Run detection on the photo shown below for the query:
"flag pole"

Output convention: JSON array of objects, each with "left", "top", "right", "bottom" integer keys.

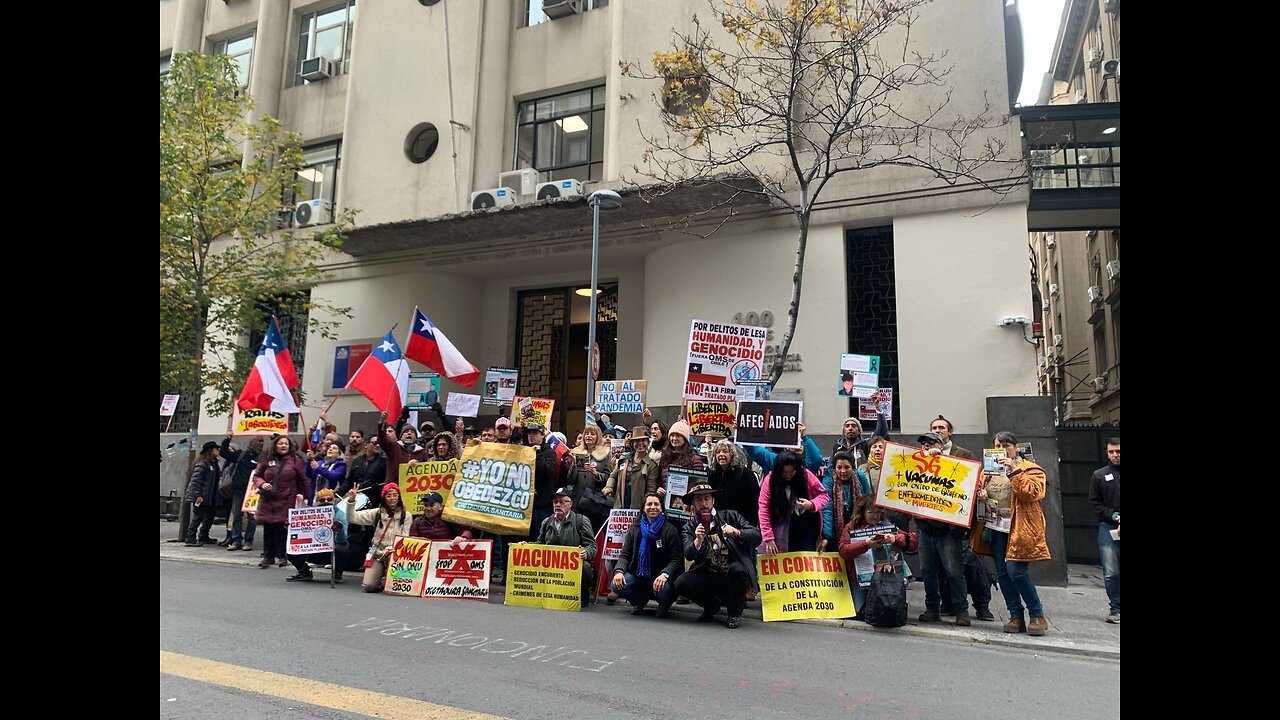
[
  {"left": 273, "top": 313, "right": 312, "bottom": 450},
  {"left": 381, "top": 322, "right": 403, "bottom": 416}
]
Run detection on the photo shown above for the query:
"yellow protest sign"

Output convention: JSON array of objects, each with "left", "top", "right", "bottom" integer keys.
[
  {"left": 510, "top": 396, "right": 555, "bottom": 430},
  {"left": 399, "top": 459, "right": 458, "bottom": 516},
  {"left": 241, "top": 484, "right": 259, "bottom": 513},
  {"left": 756, "top": 552, "right": 855, "bottom": 622},
  {"left": 232, "top": 408, "right": 289, "bottom": 435},
  {"left": 384, "top": 535, "right": 431, "bottom": 597},
  {"left": 504, "top": 543, "right": 583, "bottom": 612},
  {"left": 442, "top": 442, "right": 537, "bottom": 535},
  {"left": 875, "top": 441, "right": 980, "bottom": 527}
]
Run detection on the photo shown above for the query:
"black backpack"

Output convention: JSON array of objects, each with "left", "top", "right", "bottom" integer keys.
[{"left": 863, "top": 548, "right": 908, "bottom": 628}]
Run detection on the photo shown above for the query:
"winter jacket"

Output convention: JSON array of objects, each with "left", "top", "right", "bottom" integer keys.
[
  {"left": 377, "top": 422, "right": 432, "bottom": 485},
  {"left": 829, "top": 413, "right": 890, "bottom": 468},
  {"left": 184, "top": 459, "right": 220, "bottom": 504},
  {"left": 605, "top": 453, "right": 659, "bottom": 510},
  {"left": 1005, "top": 461, "right": 1051, "bottom": 562},
  {"left": 219, "top": 439, "right": 258, "bottom": 498},
  {"left": 614, "top": 519, "right": 683, "bottom": 580},
  {"left": 657, "top": 448, "right": 704, "bottom": 490},
  {"left": 707, "top": 464, "right": 760, "bottom": 524},
  {"left": 532, "top": 441, "right": 572, "bottom": 511},
  {"left": 344, "top": 450, "right": 387, "bottom": 502},
  {"left": 535, "top": 511, "right": 598, "bottom": 563},
  {"left": 682, "top": 508, "right": 762, "bottom": 586},
  {"left": 429, "top": 431, "right": 461, "bottom": 461},
  {"left": 571, "top": 444, "right": 614, "bottom": 491},
  {"left": 251, "top": 454, "right": 310, "bottom": 524},
  {"left": 757, "top": 468, "right": 829, "bottom": 544},
  {"left": 306, "top": 457, "right": 349, "bottom": 494},
  {"left": 744, "top": 435, "right": 825, "bottom": 476},
  {"left": 346, "top": 501, "right": 414, "bottom": 554},
  {"left": 821, "top": 468, "right": 872, "bottom": 543},
  {"left": 837, "top": 517, "right": 917, "bottom": 586},
  {"left": 1088, "top": 463, "right": 1121, "bottom": 525},
  {"left": 410, "top": 514, "right": 473, "bottom": 541}
]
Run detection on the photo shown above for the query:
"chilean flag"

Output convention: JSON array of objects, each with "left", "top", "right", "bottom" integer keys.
[
  {"left": 236, "top": 317, "right": 301, "bottom": 413},
  {"left": 405, "top": 308, "right": 480, "bottom": 387},
  {"left": 346, "top": 331, "right": 411, "bottom": 419}
]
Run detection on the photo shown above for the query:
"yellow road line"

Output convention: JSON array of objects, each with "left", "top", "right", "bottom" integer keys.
[{"left": 160, "top": 650, "right": 509, "bottom": 720}]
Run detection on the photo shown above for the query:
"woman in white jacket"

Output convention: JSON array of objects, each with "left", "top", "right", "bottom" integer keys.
[{"left": 345, "top": 482, "right": 413, "bottom": 592}]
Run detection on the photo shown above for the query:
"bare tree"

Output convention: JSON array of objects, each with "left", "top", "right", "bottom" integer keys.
[{"left": 623, "top": 0, "right": 1022, "bottom": 385}]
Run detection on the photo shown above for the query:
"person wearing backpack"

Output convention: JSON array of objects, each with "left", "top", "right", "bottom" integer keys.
[{"left": 839, "top": 494, "right": 917, "bottom": 624}]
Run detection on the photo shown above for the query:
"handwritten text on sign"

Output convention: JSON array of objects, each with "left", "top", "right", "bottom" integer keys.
[{"left": 874, "top": 441, "right": 980, "bottom": 527}]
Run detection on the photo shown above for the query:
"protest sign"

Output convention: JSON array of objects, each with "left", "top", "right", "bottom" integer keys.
[
  {"left": 982, "top": 449, "right": 1006, "bottom": 475},
  {"left": 483, "top": 367, "right": 518, "bottom": 404},
  {"left": 594, "top": 380, "right": 647, "bottom": 414},
  {"left": 838, "top": 353, "right": 880, "bottom": 399},
  {"left": 684, "top": 319, "right": 768, "bottom": 402},
  {"left": 875, "top": 441, "right": 980, "bottom": 527},
  {"left": 423, "top": 540, "right": 492, "bottom": 600},
  {"left": 609, "top": 437, "right": 626, "bottom": 462},
  {"left": 510, "top": 397, "right": 555, "bottom": 430},
  {"left": 384, "top": 535, "right": 431, "bottom": 597},
  {"left": 446, "top": 393, "right": 481, "bottom": 418},
  {"left": 160, "top": 394, "right": 180, "bottom": 416},
  {"left": 757, "top": 552, "right": 856, "bottom": 621},
  {"left": 399, "top": 459, "right": 458, "bottom": 515},
  {"left": 444, "top": 442, "right": 537, "bottom": 535},
  {"left": 858, "top": 388, "right": 893, "bottom": 423},
  {"left": 601, "top": 509, "right": 641, "bottom": 560},
  {"left": 232, "top": 408, "right": 289, "bottom": 435},
  {"left": 686, "top": 401, "right": 736, "bottom": 438},
  {"left": 242, "top": 483, "right": 260, "bottom": 513},
  {"left": 662, "top": 467, "right": 705, "bottom": 521},
  {"left": 407, "top": 372, "right": 441, "bottom": 409},
  {"left": 980, "top": 471, "right": 1013, "bottom": 533},
  {"left": 286, "top": 505, "right": 335, "bottom": 555},
  {"left": 504, "top": 543, "right": 583, "bottom": 612},
  {"left": 734, "top": 401, "right": 803, "bottom": 448},
  {"left": 735, "top": 381, "right": 771, "bottom": 401}
]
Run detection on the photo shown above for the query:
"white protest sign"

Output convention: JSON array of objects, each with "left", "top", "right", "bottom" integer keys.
[
  {"left": 446, "top": 393, "right": 481, "bottom": 418},
  {"left": 286, "top": 505, "right": 335, "bottom": 555}
]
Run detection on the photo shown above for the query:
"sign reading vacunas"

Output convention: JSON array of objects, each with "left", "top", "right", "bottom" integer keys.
[
  {"left": 875, "top": 441, "right": 980, "bottom": 527},
  {"left": 594, "top": 380, "right": 647, "bottom": 414},
  {"left": 505, "top": 543, "right": 583, "bottom": 612},
  {"left": 684, "top": 319, "right": 768, "bottom": 402},
  {"left": 734, "top": 401, "right": 803, "bottom": 448}
]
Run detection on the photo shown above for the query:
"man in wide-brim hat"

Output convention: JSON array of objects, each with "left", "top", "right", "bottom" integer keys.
[{"left": 673, "top": 482, "right": 762, "bottom": 629}]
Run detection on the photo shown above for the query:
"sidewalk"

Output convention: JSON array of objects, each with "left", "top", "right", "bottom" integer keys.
[{"left": 160, "top": 520, "right": 1118, "bottom": 660}]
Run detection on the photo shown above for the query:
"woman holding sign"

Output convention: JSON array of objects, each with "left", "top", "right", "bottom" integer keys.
[
  {"left": 986, "top": 432, "right": 1052, "bottom": 636},
  {"left": 839, "top": 494, "right": 917, "bottom": 616},
  {"left": 757, "top": 451, "right": 828, "bottom": 554},
  {"left": 346, "top": 482, "right": 414, "bottom": 593},
  {"left": 251, "top": 435, "right": 310, "bottom": 569},
  {"left": 657, "top": 420, "right": 703, "bottom": 500}
]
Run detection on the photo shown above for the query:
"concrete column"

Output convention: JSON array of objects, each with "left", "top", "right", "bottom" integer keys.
[
  {"left": 472, "top": 0, "right": 513, "bottom": 191},
  {"left": 172, "top": 0, "right": 206, "bottom": 54},
  {"left": 247, "top": 0, "right": 290, "bottom": 122}
]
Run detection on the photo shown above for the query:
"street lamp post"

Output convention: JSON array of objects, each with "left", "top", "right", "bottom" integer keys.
[{"left": 586, "top": 190, "right": 623, "bottom": 408}]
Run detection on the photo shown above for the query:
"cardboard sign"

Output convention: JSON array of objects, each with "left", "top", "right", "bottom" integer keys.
[
  {"left": 233, "top": 408, "right": 289, "bottom": 435},
  {"left": 399, "top": 459, "right": 458, "bottom": 516},
  {"left": 874, "top": 441, "right": 980, "bottom": 527},
  {"left": 684, "top": 319, "right": 768, "bottom": 402},
  {"left": 594, "top": 379, "right": 647, "bottom": 414},
  {"left": 407, "top": 372, "right": 441, "bottom": 409},
  {"left": 443, "top": 442, "right": 537, "bottom": 535},
  {"left": 423, "top": 540, "right": 492, "bottom": 600},
  {"left": 734, "top": 381, "right": 771, "bottom": 401},
  {"left": 838, "top": 353, "right": 880, "bottom": 399},
  {"left": 504, "top": 543, "right": 583, "bottom": 612},
  {"left": 686, "top": 401, "right": 736, "bottom": 438},
  {"left": 662, "top": 467, "right": 705, "bottom": 521},
  {"left": 483, "top": 367, "right": 518, "bottom": 404},
  {"left": 733, "top": 401, "right": 803, "bottom": 448},
  {"left": 858, "top": 388, "right": 893, "bottom": 423},
  {"left": 446, "top": 393, "right": 481, "bottom": 418},
  {"left": 286, "top": 505, "right": 335, "bottom": 555},
  {"left": 757, "top": 552, "right": 856, "bottom": 621},
  {"left": 384, "top": 535, "right": 431, "bottom": 597},
  {"left": 160, "top": 394, "right": 180, "bottom": 416},
  {"left": 242, "top": 483, "right": 260, "bottom": 513},
  {"left": 602, "top": 509, "right": 641, "bottom": 561},
  {"left": 510, "top": 396, "right": 554, "bottom": 430}
]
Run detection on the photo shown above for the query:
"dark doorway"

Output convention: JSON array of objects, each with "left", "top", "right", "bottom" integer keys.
[{"left": 515, "top": 286, "right": 617, "bottom": 434}]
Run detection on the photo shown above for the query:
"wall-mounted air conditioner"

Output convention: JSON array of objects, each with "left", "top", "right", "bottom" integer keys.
[
  {"left": 1041, "top": 298, "right": 1050, "bottom": 311},
  {"left": 536, "top": 178, "right": 584, "bottom": 200},
  {"left": 1053, "top": 334, "right": 1064, "bottom": 348},
  {"left": 1090, "top": 376, "right": 1109, "bottom": 393},
  {"left": 294, "top": 199, "right": 332, "bottom": 227},
  {"left": 1103, "top": 59, "right": 1120, "bottom": 79},
  {"left": 1087, "top": 47, "right": 1103, "bottom": 67},
  {"left": 300, "top": 57, "right": 337, "bottom": 81},
  {"left": 1087, "top": 285, "right": 1103, "bottom": 303},
  {"left": 499, "top": 168, "right": 539, "bottom": 198},
  {"left": 471, "top": 187, "right": 518, "bottom": 210},
  {"left": 1049, "top": 283, "right": 1060, "bottom": 297},
  {"left": 1075, "top": 88, "right": 1088, "bottom": 103},
  {"left": 543, "top": 0, "right": 583, "bottom": 20},
  {"left": 1106, "top": 260, "right": 1121, "bottom": 281},
  {"left": 1045, "top": 234, "right": 1056, "bottom": 249}
]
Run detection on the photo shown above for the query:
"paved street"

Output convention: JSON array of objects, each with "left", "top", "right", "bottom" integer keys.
[{"left": 161, "top": 557, "right": 1119, "bottom": 719}]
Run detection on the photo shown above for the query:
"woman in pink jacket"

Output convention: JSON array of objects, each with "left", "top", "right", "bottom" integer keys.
[{"left": 758, "top": 450, "right": 829, "bottom": 554}]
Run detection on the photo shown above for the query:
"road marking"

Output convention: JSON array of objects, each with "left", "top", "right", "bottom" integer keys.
[{"left": 159, "top": 651, "right": 508, "bottom": 720}]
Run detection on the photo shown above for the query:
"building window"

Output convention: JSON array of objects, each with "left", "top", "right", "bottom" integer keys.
[
  {"left": 1093, "top": 322, "right": 1108, "bottom": 382},
  {"left": 524, "top": 0, "right": 607, "bottom": 28},
  {"left": 214, "top": 32, "right": 255, "bottom": 88},
  {"left": 296, "top": 1, "right": 357, "bottom": 86},
  {"left": 286, "top": 142, "right": 342, "bottom": 212},
  {"left": 515, "top": 86, "right": 605, "bottom": 182}
]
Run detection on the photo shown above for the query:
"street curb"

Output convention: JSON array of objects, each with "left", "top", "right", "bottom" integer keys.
[{"left": 160, "top": 547, "right": 1119, "bottom": 661}]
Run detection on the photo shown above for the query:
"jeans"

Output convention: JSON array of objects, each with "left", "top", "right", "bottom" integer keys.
[
  {"left": 918, "top": 531, "right": 967, "bottom": 613},
  {"left": 991, "top": 530, "right": 1044, "bottom": 618},
  {"left": 230, "top": 500, "right": 256, "bottom": 545},
  {"left": 616, "top": 572, "right": 677, "bottom": 608},
  {"left": 1098, "top": 523, "right": 1121, "bottom": 614}
]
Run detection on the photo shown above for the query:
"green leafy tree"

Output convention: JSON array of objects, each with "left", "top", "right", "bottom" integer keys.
[
  {"left": 161, "top": 52, "right": 353, "bottom": 535},
  {"left": 625, "top": 0, "right": 1022, "bottom": 386}
]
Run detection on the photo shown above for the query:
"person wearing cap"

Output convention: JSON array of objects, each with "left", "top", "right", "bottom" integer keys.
[
  {"left": 829, "top": 395, "right": 891, "bottom": 471},
  {"left": 674, "top": 482, "right": 762, "bottom": 628},
  {"left": 839, "top": 370, "right": 857, "bottom": 397},
  {"left": 409, "top": 491, "right": 473, "bottom": 544},
  {"left": 251, "top": 436, "right": 311, "bottom": 569},
  {"left": 346, "top": 481, "right": 414, "bottom": 592},
  {"left": 376, "top": 416, "right": 432, "bottom": 487},
  {"left": 613, "top": 492, "right": 683, "bottom": 617},
  {"left": 523, "top": 421, "right": 571, "bottom": 537},
  {"left": 533, "top": 486, "right": 598, "bottom": 608},
  {"left": 285, "top": 488, "right": 348, "bottom": 583},
  {"left": 604, "top": 426, "right": 658, "bottom": 510},
  {"left": 913, "top": 431, "right": 972, "bottom": 626},
  {"left": 493, "top": 416, "right": 522, "bottom": 444},
  {"left": 183, "top": 441, "right": 222, "bottom": 547}
]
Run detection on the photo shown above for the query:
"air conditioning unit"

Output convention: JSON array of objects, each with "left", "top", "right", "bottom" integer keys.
[
  {"left": 1090, "top": 376, "right": 1109, "bottom": 393},
  {"left": 470, "top": 187, "right": 518, "bottom": 210},
  {"left": 1075, "top": 88, "right": 1088, "bottom": 103},
  {"left": 1049, "top": 283, "right": 1060, "bottom": 297},
  {"left": 499, "top": 168, "right": 539, "bottom": 198},
  {"left": 1103, "top": 58, "right": 1120, "bottom": 80},
  {"left": 1104, "top": 0, "right": 1120, "bottom": 14},
  {"left": 536, "top": 178, "right": 584, "bottom": 200},
  {"left": 1085, "top": 229, "right": 1098, "bottom": 240},
  {"left": 1087, "top": 285, "right": 1103, "bottom": 303},
  {"left": 1053, "top": 334, "right": 1064, "bottom": 348},
  {"left": 1044, "top": 234, "right": 1056, "bottom": 250},
  {"left": 543, "top": 0, "right": 583, "bottom": 20},
  {"left": 1106, "top": 260, "right": 1121, "bottom": 281},
  {"left": 300, "top": 57, "right": 338, "bottom": 81},
  {"left": 1087, "top": 47, "right": 1103, "bottom": 68},
  {"left": 1041, "top": 298, "right": 1050, "bottom": 311},
  {"left": 294, "top": 199, "right": 332, "bottom": 227}
]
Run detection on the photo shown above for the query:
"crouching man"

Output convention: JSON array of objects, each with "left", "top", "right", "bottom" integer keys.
[{"left": 674, "top": 482, "right": 762, "bottom": 629}]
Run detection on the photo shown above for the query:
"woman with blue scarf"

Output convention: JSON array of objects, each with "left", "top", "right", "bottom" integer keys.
[{"left": 612, "top": 493, "right": 684, "bottom": 617}]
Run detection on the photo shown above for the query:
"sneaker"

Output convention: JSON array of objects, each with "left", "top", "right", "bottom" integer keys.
[
  {"left": 242, "top": 544, "right": 253, "bottom": 552},
  {"left": 954, "top": 611, "right": 971, "bottom": 627},
  {"left": 975, "top": 607, "right": 996, "bottom": 621},
  {"left": 334, "top": 575, "right": 344, "bottom": 584},
  {"left": 918, "top": 610, "right": 941, "bottom": 623},
  {"left": 228, "top": 543, "right": 242, "bottom": 552},
  {"left": 491, "top": 571, "right": 505, "bottom": 584},
  {"left": 726, "top": 615, "right": 742, "bottom": 629},
  {"left": 655, "top": 603, "right": 672, "bottom": 618},
  {"left": 1003, "top": 616, "right": 1026, "bottom": 633},
  {"left": 1027, "top": 616, "right": 1048, "bottom": 636},
  {"left": 286, "top": 573, "right": 315, "bottom": 582},
  {"left": 1106, "top": 612, "right": 1120, "bottom": 624}
]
